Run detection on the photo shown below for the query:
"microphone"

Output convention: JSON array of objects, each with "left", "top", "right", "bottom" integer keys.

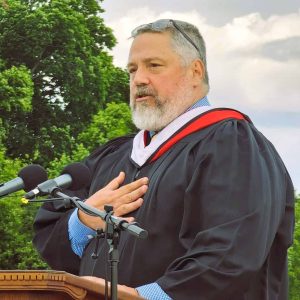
[
  {"left": 24, "top": 162, "right": 91, "bottom": 199},
  {"left": 0, "top": 164, "right": 48, "bottom": 198}
]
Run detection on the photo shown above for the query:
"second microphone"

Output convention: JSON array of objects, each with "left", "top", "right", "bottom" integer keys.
[{"left": 24, "top": 163, "right": 91, "bottom": 199}]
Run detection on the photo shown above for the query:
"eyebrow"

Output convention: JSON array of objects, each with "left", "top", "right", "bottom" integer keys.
[{"left": 127, "top": 57, "right": 165, "bottom": 69}]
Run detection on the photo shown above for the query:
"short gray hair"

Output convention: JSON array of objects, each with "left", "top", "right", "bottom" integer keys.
[{"left": 131, "top": 19, "right": 209, "bottom": 87}]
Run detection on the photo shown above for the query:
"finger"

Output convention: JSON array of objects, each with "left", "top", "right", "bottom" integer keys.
[
  {"left": 114, "top": 216, "right": 135, "bottom": 223},
  {"left": 116, "top": 177, "right": 149, "bottom": 197},
  {"left": 115, "top": 198, "right": 144, "bottom": 217},
  {"left": 104, "top": 171, "right": 125, "bottom": 190},
  {"left": 118, "top": 185, "right": 148, "bottom": 205},
  {"left": 125, "top": 217, "right": 135, "bottom": 223}
]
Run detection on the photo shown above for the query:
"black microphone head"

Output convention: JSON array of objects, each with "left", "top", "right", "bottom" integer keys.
[
  {"left": 61, "top": 162, "right": 91, "bottom": 191},
  {"left": 18, "top": 164, "right": 48, "bottom": 192}
]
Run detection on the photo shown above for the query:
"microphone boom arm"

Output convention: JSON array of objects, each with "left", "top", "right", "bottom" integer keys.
[{"left": 53, "top": 189, "right": 148, "bottom": 239}]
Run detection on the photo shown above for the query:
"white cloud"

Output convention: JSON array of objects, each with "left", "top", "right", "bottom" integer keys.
[
  {"left": 204, "top": 11, "right": 300, "bottom": 112},
  {"left": 218, "top": 12, "right": 300, "bottom": 51}
]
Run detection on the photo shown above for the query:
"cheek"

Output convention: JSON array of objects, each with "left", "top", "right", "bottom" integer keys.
[
  {"left": 155, "top": 76, "right": 183, "bottom": 97},
  {"left": 129, "top": 80, "right": 135, "bottom": 91},
  {"left": 153, "top": 74, "right": 174, "bottom": 88},
  {"left": 129, "top": 82, "right": 136, "bottom": 97}
]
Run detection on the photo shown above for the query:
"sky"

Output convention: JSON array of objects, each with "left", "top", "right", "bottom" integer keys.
[{"left": 100, "top": 0, "right": 300, "bottom": 192}]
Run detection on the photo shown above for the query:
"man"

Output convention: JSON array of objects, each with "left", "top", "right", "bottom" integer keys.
[{"left": 33, "top": 19, "right": 295, "bottom": 299}]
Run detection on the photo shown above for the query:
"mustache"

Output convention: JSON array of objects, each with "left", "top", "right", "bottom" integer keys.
[{"left": 135, "top": 86, "right": 156, "bottom": 98}]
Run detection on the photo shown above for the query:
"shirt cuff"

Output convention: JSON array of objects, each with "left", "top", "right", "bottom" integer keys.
[
  {"left": 136, "top": 282, "right": 172, "bottom": 300},
  {"left": 68, "top": 208, "right": 95, "bottom": 257}
]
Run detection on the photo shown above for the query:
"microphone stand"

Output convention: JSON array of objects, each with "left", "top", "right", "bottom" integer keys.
[
  {"left": 105, "top": 205, "right": 119, "bottom": 300},
  {"left": 26, "top": 187, "right": 148, "bottom": 300}
]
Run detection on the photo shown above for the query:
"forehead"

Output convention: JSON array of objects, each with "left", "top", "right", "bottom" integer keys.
[{"left": 127, "top": 32, "right": 180, "bottom": 64}]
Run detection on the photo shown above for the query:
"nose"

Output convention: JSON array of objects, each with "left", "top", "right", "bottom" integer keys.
[{"left": 131, "top": 67, "right": 150, "bottom": 86}]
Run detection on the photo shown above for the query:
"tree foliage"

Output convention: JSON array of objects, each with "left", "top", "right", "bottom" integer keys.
[
  {"left": 0, "top": 0, "right": 132, "bottom": 270},
  {"left": 0, "top": 0, "right": 125, "bottom": 165},
  {"left": 0, "top": 64, "right": 33, "bottom": 112},
  {"left": 289, "top": 195, "right": 300, "bottom": 300},
  {"left": 0, "top": 145, "right": 47, "bottom": 269},
  {"left": 78, "top": 102, "right": 135, "bottom": 151}
]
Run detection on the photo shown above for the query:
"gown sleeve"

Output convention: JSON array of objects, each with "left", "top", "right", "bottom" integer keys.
[
  {"left": 32, "top": 135, "right": 134, "bottom": 274},
  {"left": 33, "top": 201, "right": 81, "bottom": 274},
  {"left": 156, "top": 119, "right": 294, "bottom": 299}
]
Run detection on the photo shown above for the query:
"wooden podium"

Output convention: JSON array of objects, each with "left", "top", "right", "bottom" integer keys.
[{"left": 0, "top": 270, "right": 143, "bottom": 300}]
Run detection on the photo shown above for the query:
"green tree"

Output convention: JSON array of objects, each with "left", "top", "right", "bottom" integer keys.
[
  {"left": 105, "top": 67, "right": 130, "bottom": 104},
  {"left": 0, "top": 0, "right": 132, "bottom": 270},
  {"left": 289, "top": 195, "right": 300, "bottom": 300},
  {"left": 0, "top": 64, "right": 33, "bottom": 112},
  {"left": 0, "top": 0, "right": 118, "bottom": 164},
  {"left": 78, "top": 102, "right": 135, "bottom": 151},
  {"left": 47, "top": 143, "right": 90, "bottom": 177},
  {"left": 0, "top": 145, "right": 47, "bottom": 269}
]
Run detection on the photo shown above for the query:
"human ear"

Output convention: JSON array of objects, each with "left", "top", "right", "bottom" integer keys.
[{"left": 191, "top": 59, "right": 205, "bottom": 84}]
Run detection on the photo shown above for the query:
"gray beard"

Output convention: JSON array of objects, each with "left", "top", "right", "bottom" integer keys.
[
  {"left": 130, "top": 94, "right": 190, "bottom": 131},
  {"left": 132, "top": 98, "right": 163, "bottom": 131},
  {"left": 130, "top": 77, "right": 195, "bottom": 131}
]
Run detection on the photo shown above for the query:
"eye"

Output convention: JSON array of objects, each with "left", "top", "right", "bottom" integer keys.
[
  {"left": 149, "top": 63, "right": 162, "bottom": 68},
  {"left": 127, "top": 67, "right": 137, "bottom": 74}
]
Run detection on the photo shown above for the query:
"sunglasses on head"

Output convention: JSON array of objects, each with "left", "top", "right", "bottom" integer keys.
[{"left": 131, "top": 19, "right": 200, "bottom": 55}]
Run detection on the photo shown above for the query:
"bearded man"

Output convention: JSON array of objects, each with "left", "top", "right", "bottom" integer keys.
[{"left": 33, "top": 19, "right": 294, "bottom": 300}]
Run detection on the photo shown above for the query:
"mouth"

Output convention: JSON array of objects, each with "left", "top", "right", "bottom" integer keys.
[
  {"left": 135, "top": 95, "right": 152, "bottom": 102},
  {"left": 134, "top": 86, "right": 156, "bottom": 102},
  {"left": 135, "top": 93, "right": 154, "bottom": 102}
]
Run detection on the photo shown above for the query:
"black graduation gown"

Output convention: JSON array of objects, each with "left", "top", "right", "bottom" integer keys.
[{"left": 33, "top": 113, "right": 294, "bottom": 300}]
